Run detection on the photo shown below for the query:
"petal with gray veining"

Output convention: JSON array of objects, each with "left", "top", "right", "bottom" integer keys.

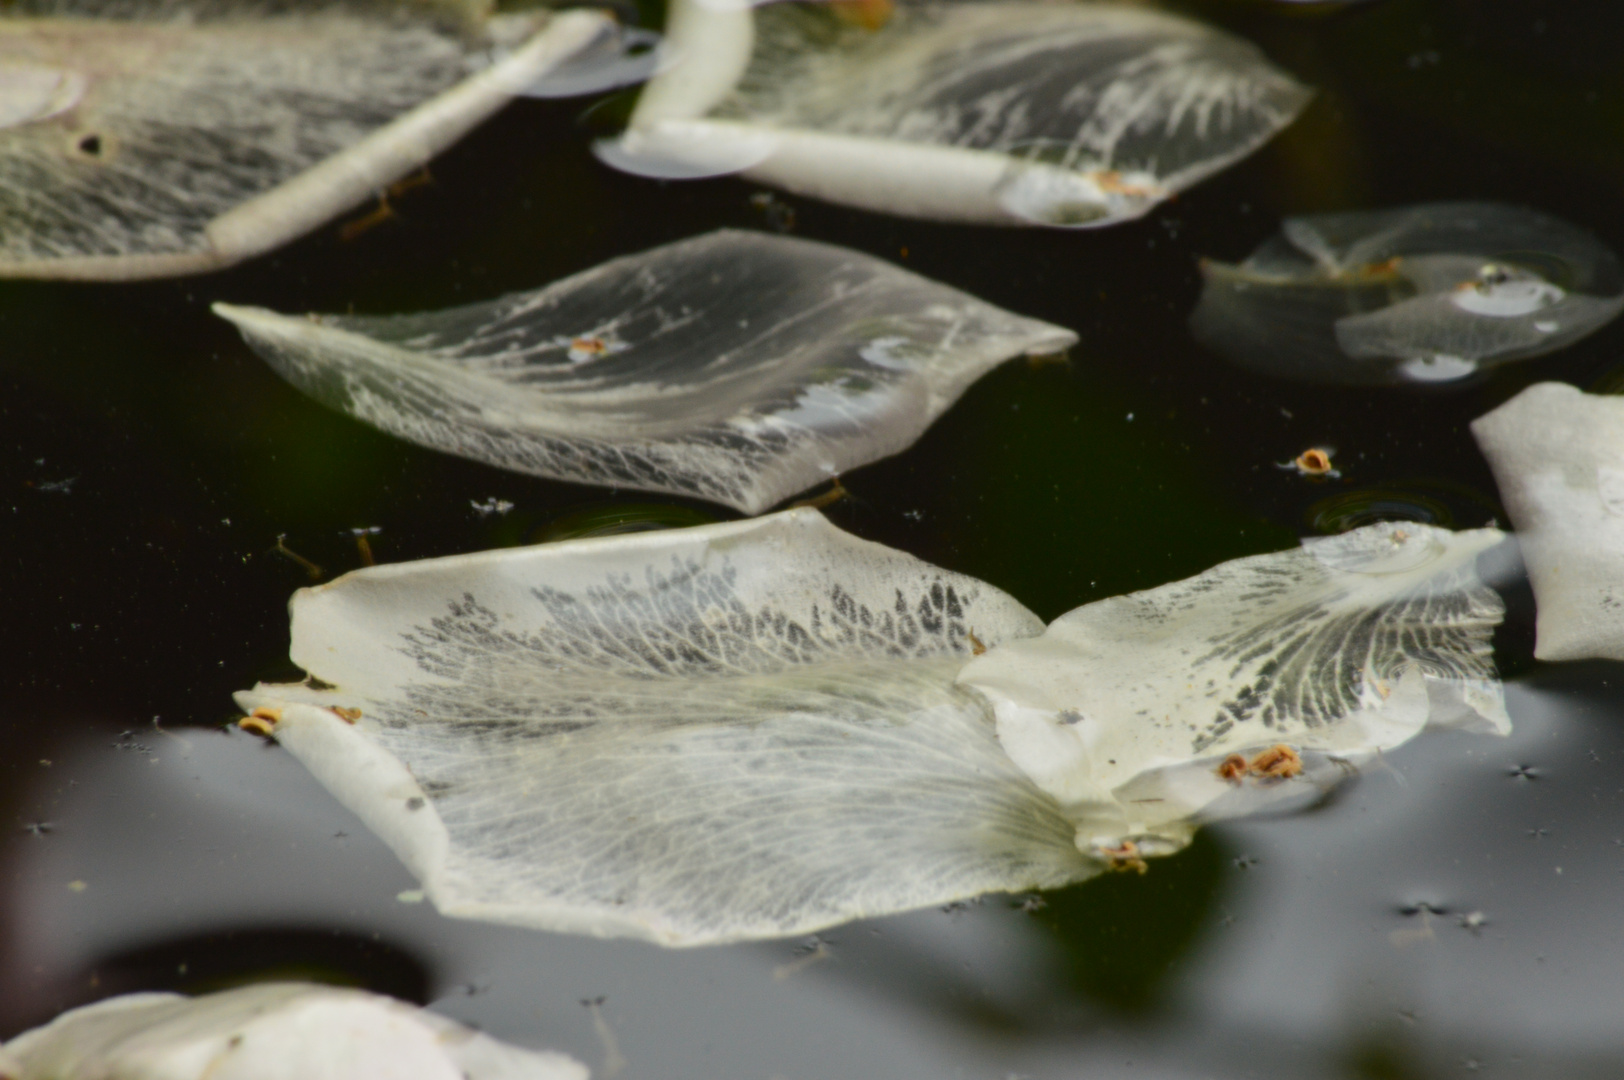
[
  {"left": 234, "top": 509, "right": 1091, "bottom": 946},
  {"left": 956, "top": 522, "right": 1509, "bottom": 856}
]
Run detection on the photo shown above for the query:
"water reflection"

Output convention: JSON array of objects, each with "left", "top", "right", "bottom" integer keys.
[{"left": 8, "top": 665, "right": 1624, "bottom": 1078}]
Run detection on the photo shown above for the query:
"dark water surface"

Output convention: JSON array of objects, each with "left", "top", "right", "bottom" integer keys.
[{"left": 5, "top": 1, "right": 1624, "bottom": 1076}]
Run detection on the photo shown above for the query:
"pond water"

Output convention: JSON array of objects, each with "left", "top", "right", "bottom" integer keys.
[{"left": 4, "top": 1, "right": 1624, "bottom": 1076}]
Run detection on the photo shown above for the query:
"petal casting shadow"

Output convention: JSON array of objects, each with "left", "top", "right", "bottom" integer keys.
[{"left": 214, "top": 229, "right": 1077, "bottom": 514}]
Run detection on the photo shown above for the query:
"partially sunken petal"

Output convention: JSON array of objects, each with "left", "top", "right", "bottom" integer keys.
[
  {"left": 602, "top": 0, "right": 1310, "bottom": 227},
  {"left": 1191, "top": 202, "right": 1624, "bottom": 384},
  {"left": 0, "top": 4, "right": 609, "bottom": 279},
  {"left": 214, "top": 230, "right": 1076, "bottom": 514},
  {"left": 3, "top": 983, "right": 586, "bottom": 1080},
  {"left": 957, "top": 523, "right": 1508, "bottom": 855},
  {"left": 1472, "top": 382, "right": 1624, "bottom": 662},
  {"left": 235, "top": 509, "right": 1090, "bottom": 946}
]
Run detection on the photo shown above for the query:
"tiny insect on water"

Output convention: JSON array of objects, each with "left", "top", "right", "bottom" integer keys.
[{"left": 1279, "top": 447, "right": 1340, "bottom": 478}]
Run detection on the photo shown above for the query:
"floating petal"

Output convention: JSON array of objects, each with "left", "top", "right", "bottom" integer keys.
[
  {"left": 214, "top": 229, "right": 1076, "bottom": 514},
  {"left": 234, "top": 509, "right": 1091, "bottom": 946},
  {"left": 600, "top": 0, "right": 1311, "bottom": 227},
  {"left": 1471, "top": 381, "right": 1624, "bottom": 661},
  {"left": 1191, "top": 202, "right": 1624, "bottom": 384},
  {"left": 3, "top": 982, "right": 586, "bottom": 1080},
  {"left": 0, "top": 3, "right": 608, "bottom": 279},
  {"left": 956, "top": 522, "right": 1509, "bottom": 854}
]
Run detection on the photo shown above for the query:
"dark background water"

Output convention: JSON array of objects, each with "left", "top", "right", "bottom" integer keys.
[{"left": 4, "top": 0, "right": 1624, "bottom": 1075}]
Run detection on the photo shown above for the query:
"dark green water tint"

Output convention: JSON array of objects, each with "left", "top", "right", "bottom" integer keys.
[{"left": 3, "top": 0, "right": 1623, "bottom": 1076}]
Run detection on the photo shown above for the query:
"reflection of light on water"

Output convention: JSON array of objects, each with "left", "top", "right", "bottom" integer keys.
[
  {"left": 1398, "top": 353, "right": 1478, "bottom": 381},
  {"left": 1449, "top": 266, "right": 1564, "bottom": 317},
  {"left": 0, "top": 66, "right": 87, "bottom": 129}
]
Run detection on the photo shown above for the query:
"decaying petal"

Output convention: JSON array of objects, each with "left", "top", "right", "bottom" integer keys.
[
  {"left": 956, "top": 522, "right": 1509, "bottom": 854},
  {"left": 2, "top": 982, "right": 586, "bottom": 1080},
  {"left": 214, "top": 229, "right": 1076, "bottom": 514},
  {"left": 235, "top": 509, "right": 1092, "bottom": 946},
  {"left": 1191, "top": 202, "right": 1624, "bottom": 384},
  {"left": 1472, "top": 381, "right": 1624, "bottom": 662},
  {"left": 601, "top": 0, "right": 1311, "bottom": 227},
  {"left": 0, "top": 1, "right": 610, "bottom": 279}
]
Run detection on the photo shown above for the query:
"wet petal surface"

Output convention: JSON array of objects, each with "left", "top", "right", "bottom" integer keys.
[{"left": 215, "top": 229, "right": 1076, "bottom": 514}]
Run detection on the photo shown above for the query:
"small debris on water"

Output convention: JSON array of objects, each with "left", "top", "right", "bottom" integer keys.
[
  {"left": 471, "top": 497, "right": 515, "bottom": 516},
  {"left": 773, "top": 935, "right": 834, "bottom": 981}
]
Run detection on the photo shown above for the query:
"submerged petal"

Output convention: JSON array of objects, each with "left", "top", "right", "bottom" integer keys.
[
  {"left": 0, "top": 3, "right": 609, "bottom": 279},
  {"left": 956, "top": 522, "right": 1509, "bottom": 854},
  {"left": 234, "top": 509, "right": 1091, "bottom": 946},
  {"left": 3, "top": 983, "right": 586, "bottom": 1080},
  {"left": 601, "top": 0, "right": 1310, "bottom": 227},
  {"left": 214, "top": 229, "right": 1076, "bottom": 514},
  {"left": 1191, "top": 202, "right": 1624, "bottom": 384},
  {"left": 1471, "top": 382, "right": 1624, "bottom": 662}
]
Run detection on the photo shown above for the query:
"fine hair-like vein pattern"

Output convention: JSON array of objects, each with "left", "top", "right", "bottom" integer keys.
[
  {"left": 236, "top": 510, "right": 1091, "bottom": 946},
  {"left": 215, "top": 229, "right": 1077, "bottom": 513}
]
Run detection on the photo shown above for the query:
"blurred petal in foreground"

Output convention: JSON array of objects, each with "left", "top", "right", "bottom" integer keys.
[
  {"left": 215, "top": 229, "right": 1076, "bottom": 514},
  {"left": 235, "top": 509, "right": 1086, "bottom": 946},
  {"left": 0, "top": 1, "right": 609, "bottom": 279},
  {"left": 3, "top": 982, "right": 586, "bottom": 1080}
]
